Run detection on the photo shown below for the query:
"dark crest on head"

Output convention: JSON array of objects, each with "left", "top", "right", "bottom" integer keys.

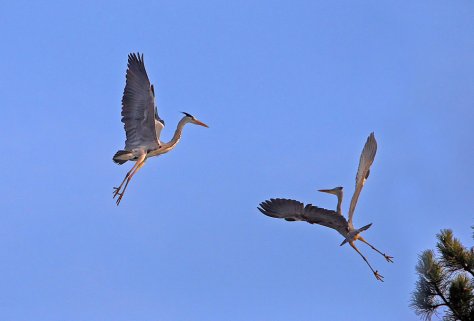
[{"left": 181, "top": 112, "right": 195, "bottom": 119}]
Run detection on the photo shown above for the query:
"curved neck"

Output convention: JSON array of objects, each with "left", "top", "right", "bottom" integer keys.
[
  {"left": 162, "top": 116, "right": 188, "bottom": 151},
  {"left": 336, "top": 190, "right": 343, "bottom": 215}
]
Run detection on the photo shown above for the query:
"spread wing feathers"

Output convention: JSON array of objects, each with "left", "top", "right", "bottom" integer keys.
[
  {"left": 258, "top": 198, "right": 348, "bottom": 235},
  {"left": 347, "top": 132, "right": 377, "bottom": 227},
  {"left": 121, "top": 53, "right": 160, "bottom": 151}
]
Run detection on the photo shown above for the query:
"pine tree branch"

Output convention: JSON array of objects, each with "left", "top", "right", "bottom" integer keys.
[
  {"left": 432, "top": 282, "right": 464, "bottom": 321},
  {"left": 464, "top": 266, "right": 474, "bottom": 278},
  {"left": 412, "top": 229, "right": 474, "bottom": 321},
  {"left": 437, "top": 230, "right": 474, "bottom": 277},
  {"left": 431, "top": 303, "right": 447, "bottom": 309}
]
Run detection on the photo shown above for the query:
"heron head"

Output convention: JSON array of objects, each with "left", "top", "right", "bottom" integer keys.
[
  {"left": 318, "top": 186, "right": 343, "bottom": 195},
  {"left": 181, "top": 112, "right": 209, "bottom": 128}
]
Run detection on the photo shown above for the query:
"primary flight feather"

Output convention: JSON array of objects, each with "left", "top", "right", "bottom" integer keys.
[
  {"left": 258, "top": 133, "right": 393, "bottom": 281},
  {"left": 113, "top": 53, "right": 209, "bottom": 205}
]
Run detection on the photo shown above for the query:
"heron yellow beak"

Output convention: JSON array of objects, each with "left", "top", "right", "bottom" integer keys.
[
  {"left": 318, "top": 189, "right": 336, "bottom": 195},
  {"left": 194, "top": 119, "right": 209, "bottom": 128}
]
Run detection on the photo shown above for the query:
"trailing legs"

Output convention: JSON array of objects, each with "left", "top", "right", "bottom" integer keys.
[{"left": 113, "top": 153, "right": 146, "bottom": 205}]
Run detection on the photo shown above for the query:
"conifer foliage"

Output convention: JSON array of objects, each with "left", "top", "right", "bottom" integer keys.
[{"left": 411, "top": 229, "right": 474, "bottom": 321}]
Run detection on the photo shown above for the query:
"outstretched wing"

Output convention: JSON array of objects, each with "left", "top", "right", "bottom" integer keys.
[
  {"left": 121, "top": 53, "right": 160, "bottom": 151},
  {"left": 347, "top": 132, "right": 377, "bottom": 228},
  {"left": 258, "top": 198, "right": 348, "bottom": 235}
]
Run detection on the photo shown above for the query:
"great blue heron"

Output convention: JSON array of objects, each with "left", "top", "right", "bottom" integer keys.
[
  {"left": 112, "top": 53, "right": 208, "bottom": 205},
  {"left": 258, "top": 133, "right": 393, "bottom": 281}
]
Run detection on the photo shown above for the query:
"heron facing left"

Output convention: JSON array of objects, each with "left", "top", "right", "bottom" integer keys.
[
  {"left": 112, "top": 53, "right": 208, "bottom": 205},
  {"left": 258, "top": 133, "right": 393, "bottom": 281}
]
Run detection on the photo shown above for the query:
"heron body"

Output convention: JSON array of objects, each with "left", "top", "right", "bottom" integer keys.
[
  {"left": 258, "top": 133, "right": 393, "bottom": 281},
  {"left": 113, "top": 53, "right": 208, "bottom": 205}
]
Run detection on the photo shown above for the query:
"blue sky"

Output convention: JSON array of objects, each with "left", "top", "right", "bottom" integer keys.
[{"left": 1, "top": 0, "right": 474, "bottom": 320}]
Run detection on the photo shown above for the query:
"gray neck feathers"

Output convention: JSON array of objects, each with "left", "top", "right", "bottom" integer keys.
[
  {"left": 163, "top": 116, "right": 189, "bottom": 149},
  {"left": 336, "top": 190, "right": 343, "bottom": 215}
]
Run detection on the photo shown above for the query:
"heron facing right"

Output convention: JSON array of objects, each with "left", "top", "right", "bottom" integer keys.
[{"left": 258, "top": 132, "right": 393, "bottom": 281}]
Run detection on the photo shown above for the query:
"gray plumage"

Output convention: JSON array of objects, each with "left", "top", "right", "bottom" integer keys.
[
  {"left": 257, "top": 132, "right": 392, "bottom": 281},
  {"left": 348, "top": 132, "right": 377, "bottom": 228},
  {"left": 258, "top": 198, "right": 348, "bottom": 236},
  {"left": 112, "top": 53, "right": 209, "bottom": 205},
  {"left": 121, "top": 53, "right": 161, "bottom": 152}
]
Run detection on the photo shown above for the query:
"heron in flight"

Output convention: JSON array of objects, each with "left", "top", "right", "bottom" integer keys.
[
  {"left": 112, "top": 53, "right": 208, "bottom": 205},
  {"left": 258, "top": 133, "right": 393, "bottom": 281}
]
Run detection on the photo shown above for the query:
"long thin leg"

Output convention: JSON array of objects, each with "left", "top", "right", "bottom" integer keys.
[
  {"left": 115, "top": 159, "right": 146, "bottom": 205},
  {"left": 358, "top": 237, "right": 394, "bottom": 263},
  {"left": 113, "top": 161, "right": 140, "bottom": 198},
  {"left": 114, "top": 153, "right": 146, "bottom": 205},
  {"left": 349, "top": 242, "right": 384, "bottom": 282}
]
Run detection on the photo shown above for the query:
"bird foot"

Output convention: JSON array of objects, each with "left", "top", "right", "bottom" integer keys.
[
  {"left": 113, "top": 187, "right": 124, "bottom": 205},
  {"left": 115, "top": 193, "right": 124, "bottom": 206},
  {"left": 384, "top": 254, "right": 394, "bottom": 263},
  {"left": 374, "top": 271, "right": 384, "bottom": 282},
  {"left": 112, "top": 187, "right": 121, "bottom": 198}
]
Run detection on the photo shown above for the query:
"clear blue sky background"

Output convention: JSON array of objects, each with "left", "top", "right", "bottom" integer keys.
[{"left": 1, "top": 1, "right": 473, "bottom": 320}]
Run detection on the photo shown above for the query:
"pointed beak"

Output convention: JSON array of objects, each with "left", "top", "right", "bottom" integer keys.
[
  {"left": 193, "top": 119, "right": 209, "bottom": 128},
  {"left": 318, "top": 189, "right": 334, "bottom": 194}
]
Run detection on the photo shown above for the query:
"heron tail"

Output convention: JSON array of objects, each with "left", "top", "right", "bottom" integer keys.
[
  {"left": 358, "top": 223, "right": 372, "bottom": 232},
  {"left": 339, "top": 223, "right": 373, "bottom": 246},
  {"left": 113, "top": 150, "right": 134, "bottom": 165}
]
